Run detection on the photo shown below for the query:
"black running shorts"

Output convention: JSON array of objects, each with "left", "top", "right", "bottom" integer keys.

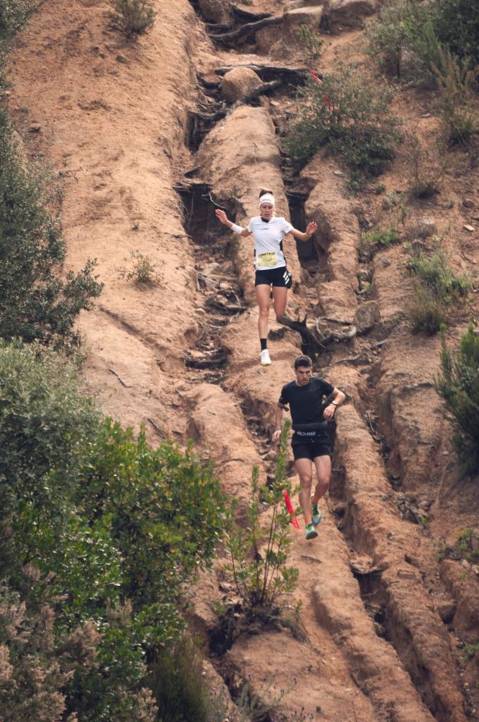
[
  {"left": 255, "top": 266, "right": 292, "bottom": 288},
  {"left": 292, "top": 440, "right": 331, "bottom": 461}
]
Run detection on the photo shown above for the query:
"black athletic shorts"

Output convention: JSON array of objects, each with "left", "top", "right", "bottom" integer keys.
[
  {"left": 292, "top": 440, "right": 331, "bottom": 461},
  {"left": 255, "top": 266, "right": 292, "bottom": 288}
]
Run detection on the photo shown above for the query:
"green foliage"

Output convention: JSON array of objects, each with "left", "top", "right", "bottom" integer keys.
[
  {"left": 0, "top": 342, "right": 226, "bottom": 719},
  {"left": 436, "top": 324, "right": 479, "bottom": 472},
  {"left": 360, "top": 227, "right": 400, "bottom": 259},
  {"left": 110, "top": 0, "right": 156, "bottom": 38},
  {"left": 295, "top": 24, "right": 323, "bottom": 67},
  {"left": 431, "top": 46, "right": 478, "bottom": 146},
  {"left": 0, "top": 110, "right": 102, "bottom": 347},
  {"left": 366, "top": 0, "right": 440, "bottom": 83},
  {"left": 407, "top": 251, "right": 470, "bottom": 335},
  {"left": 216, "top": 422, "right": 299, "bottom": 651},
  {"left": 405, "top": 133, "right": 444, "bottom": 199},
  {"left": 120, "top": 250, "right": 160, "bottom": 286},
  {"left": 408, "top": 285, "right": 446, "bottom": 335},
  {"left": 434, "top": 0, "right": 479, "bottom": 66},
  {"left": 462, "top": 641, "right": 479, "bottom": 662},
  {"left": 0, "top": 341, "right": 100, "bottom": 580},
  {"left": 408, "top": 251, "right": 471, "bottom": 301},
  {"left": 285, "top": 66, "right": 400, "bottom": 183},
  {"left": 151, "top": 636, "right": 214, "bottom": 722},
  {"left": 0, "top": 0, "right": 32, "bottom": 42},
  {"left": 456, "top": 528, "right": 479, "bottom": 562}
]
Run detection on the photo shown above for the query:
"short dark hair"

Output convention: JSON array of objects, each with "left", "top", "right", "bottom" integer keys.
[
  {"left": 294, "top": 354, "right": 312, "bottom": 370},
  {"left": 259, "top": 187, "right": 273, "bottom": 198}
]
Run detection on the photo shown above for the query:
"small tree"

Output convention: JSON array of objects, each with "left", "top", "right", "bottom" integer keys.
[
  {"left": 436, "top": 325, "right": 479, "bottom": 473},
  {"left": 110, "top": 0, "right": 156, "bottom": 38},
  {"left": 219, "top": 421, "right": 299, "bottom": 646}
]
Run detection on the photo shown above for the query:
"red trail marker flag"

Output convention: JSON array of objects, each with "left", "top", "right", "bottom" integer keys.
[{"left": 283, "top": 490, "right": 300, "bottom": 529}]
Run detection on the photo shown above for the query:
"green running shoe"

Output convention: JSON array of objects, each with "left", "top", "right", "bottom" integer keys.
[
  {"left": 305, "top": 523, "right": 318, "bottom": 540},
  {"left": 312, "top": 504, "right": 322, "bottom": 526}
]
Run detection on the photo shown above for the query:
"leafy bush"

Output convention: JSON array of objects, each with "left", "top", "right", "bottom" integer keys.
[
  {"left": 0, "top": 342, "right": 226, "bottom": 719},
  {"left": 0, "top": 341, "right": 100, "bottom": 581},
  {"left": 110, "top": 0, "right": 156, "bottom": 37},
  {"left": 366, "top": 0, "right": 440, "bottom": 83},
  {"left": 285, "top": 66, "right": 400, "bottom": 184},
  {"left": 214, "top": 424, "right": 299, "bottom": 653},
  {"left": 436, "top": 324, "right": 479, "bottom": 472},
  {"left": 0, "top": 110, "right": 102, "bottom": 347}
]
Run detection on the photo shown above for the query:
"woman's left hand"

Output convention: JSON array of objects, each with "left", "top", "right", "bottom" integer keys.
[{"left": 306, "top": 221, "right": 318, "bottom": 237}]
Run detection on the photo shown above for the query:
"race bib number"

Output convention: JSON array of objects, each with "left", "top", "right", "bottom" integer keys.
[{"left": 257, "top": 251, "right": 277, "bottom": 268}]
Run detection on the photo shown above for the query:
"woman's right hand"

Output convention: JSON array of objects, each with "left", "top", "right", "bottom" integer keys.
[{"left": 215, "top": 209, "right": 229, "bottom": 225}]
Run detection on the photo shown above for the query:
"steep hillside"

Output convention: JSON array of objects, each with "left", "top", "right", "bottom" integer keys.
[{"left": 8, "top": 0, "right": 479, "bottom": 720}]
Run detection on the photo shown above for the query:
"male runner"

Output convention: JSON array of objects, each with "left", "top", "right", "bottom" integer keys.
[{"left": 273, "top": 355, "right": 346, "bottom": 540}]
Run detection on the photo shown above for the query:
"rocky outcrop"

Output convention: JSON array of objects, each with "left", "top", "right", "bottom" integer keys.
[{"left": 220, "top": 66, "right": 262, "bottom": 102}]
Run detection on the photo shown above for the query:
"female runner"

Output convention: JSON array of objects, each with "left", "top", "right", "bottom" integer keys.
[{"left": 215, "top": 189, "right": 317, "bottom": 366}]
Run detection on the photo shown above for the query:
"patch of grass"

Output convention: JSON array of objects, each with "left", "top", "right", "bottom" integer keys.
[
  {"left": 120, "top": 250, "right": 161, "bottom": 286},
  {"left": 404, "top": 133, "right": 445, "bottom": 200},
  {"left": 407, "top": 250, "right": 470, "bottom": 335},
  {"left": 463, "top": 642, "right": 479, "bottom": 662},
  {"left": 436, "top": 324, "right": 479, "bottom": 473},
  {"left": 295, "top": 24, "right": 323, "bottom": 67},
  {"left": 432, "top": 47, "right": 478, "bottom": 147},
  {"left": 109, "top": 0, "right": 155, "bottom": 38},
  {"left": 408, "top": 251, "right": 471, "bottom": 302},
  {"left": 408, "top": 285, "right": 447, "bottom": 335},
  {"left": 360, "top": 227, "right": 400, "bottom": 259}
]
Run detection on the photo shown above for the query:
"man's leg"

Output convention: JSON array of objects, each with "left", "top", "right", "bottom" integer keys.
[
  {"left": 295, "top": 457, "right": 314, "bottom": 526},
  {"left": 312, "top": 454, "right": 332, "bottom": 507}
]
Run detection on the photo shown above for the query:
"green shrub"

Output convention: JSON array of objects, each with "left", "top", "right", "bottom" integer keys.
[
  {"left": 431, "top": 47, "right": 478, "bottom": 146},
  {"left": 360, "top": 227, "right": 400, "bottom": 259},
  {"left": 295, "top": 24, "right": 323, "bottom": 66},
  {"left": 0, "top": 110, "right": 102, "bottom": 347},
  {"left": 110, "top": 0, "right": 156, "bottom": 37},
  {"left": 407, "top": 250, "right": 470, "bottom": 334},
  {"left": 405, "top": 133, "right": 444, "bottom": 199},
  {"left": 434, "top": 0, "right": 479, "bottom": 67},
  {"left": 215, "top": 423, "right": 299, "bottom": 652},
  {"left": 0, "top": 0, "right": 32, "bottom": 42},
  {"left": 285, "top": 66, "right": 400, "bottom": 183},
  {"left": 436, "top": 324, "right": 479, "bottom": 472},
  {"left": 408, "top": 251, "right": 471, "bottom": 301},
  {"left": 120, "top": 250, "right": 160, "bottom": 286},
  {"left": 408, "top": 285, "right": 446, "bottom": 335},
  {"left": 366, "top": 0, "right": 440, "bottom": 83}
]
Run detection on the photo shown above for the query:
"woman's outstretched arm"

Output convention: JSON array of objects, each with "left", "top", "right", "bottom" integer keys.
[
  {"left": 215, "top": 208, "right": 251, "bottom": 237},
  {"left": 291, "top": 220, "right": 318, "bottom": 241}
]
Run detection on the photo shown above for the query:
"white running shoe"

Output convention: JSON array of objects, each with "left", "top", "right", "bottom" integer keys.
[{"left": 260, "top": 349, "right": 272, "bottom": 366}]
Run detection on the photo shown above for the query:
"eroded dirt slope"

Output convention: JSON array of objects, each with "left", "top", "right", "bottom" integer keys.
[{"left": 8, "top": 0, "right": 479, "bottom": 720}]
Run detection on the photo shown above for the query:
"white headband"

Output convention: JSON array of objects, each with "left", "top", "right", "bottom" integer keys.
[{"left": 259, "top": 192, "right": 275, "bottom": 207}]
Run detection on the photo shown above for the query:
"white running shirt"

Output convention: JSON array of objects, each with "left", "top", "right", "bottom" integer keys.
[{"left": 248, "top": 216, "right": 294, "bottom": 270}]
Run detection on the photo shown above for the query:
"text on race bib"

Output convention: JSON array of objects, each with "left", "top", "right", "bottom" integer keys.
[{"left": 257, "top": 252, "right": 278, "bottom": 268}]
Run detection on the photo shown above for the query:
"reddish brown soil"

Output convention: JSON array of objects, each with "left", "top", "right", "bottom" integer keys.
[{"left": 8, "top": 0, "right": 479, "bottom": 719}]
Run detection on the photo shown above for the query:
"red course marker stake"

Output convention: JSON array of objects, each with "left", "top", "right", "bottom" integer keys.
[{"left": 283, "top": 490, "right": 300, "bottom": 529}]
